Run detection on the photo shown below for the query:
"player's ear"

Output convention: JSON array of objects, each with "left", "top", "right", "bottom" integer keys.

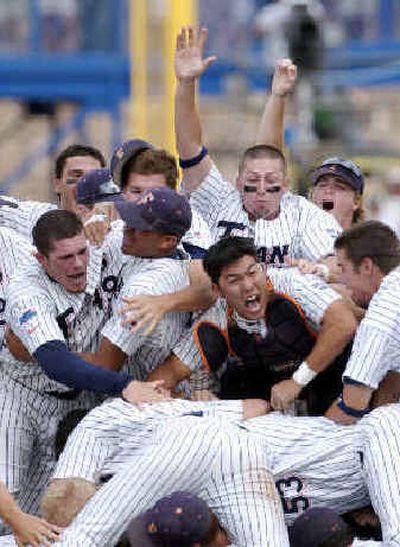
[
  {"left": 160, "top": 234, "right": 178, "bottom": 252},
  {"left": 360, "top": 256, "right": 374, "bottom": 275},
  {"left": 36, "top": 251, "right": 48, "bottom": 269}
]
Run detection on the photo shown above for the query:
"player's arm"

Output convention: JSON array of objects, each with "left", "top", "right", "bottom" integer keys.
[
  {"left": 0, "top": 480, "right": 62, "bottom": 546},
  {"left": 255, "top": 58, "right": 297, "bottom": 149},
  {"left": 271, "top": 298, "right": 357, "bottom": 410},
  {"left": 175, "top": 26, "right": 216, "bottom": 192},
  {"left": 119, "top": 260, "right": 215, "bottom": 336}
]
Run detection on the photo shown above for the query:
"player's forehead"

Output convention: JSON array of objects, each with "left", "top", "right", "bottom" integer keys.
[
  {"left": 62, "top": 155, "right": 102, "bottom": 176},
  {"left": 125, "top": 172, "right": 167, "bottom": 190},
  {"left": 49, "top": 232, "right": 87, "bottom": 256},
  {"left": 315, "top": 175, "right": 353, "bottom": 190},
  {"left": 220, "top": 254, "right": 259, "bottom": 277},
  {"left": 242, "top": 157, "right": 285, "bottom": 177}
]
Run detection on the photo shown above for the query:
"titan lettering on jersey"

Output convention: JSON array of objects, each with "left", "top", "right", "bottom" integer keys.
[
  {"left": 257, "top": 244, "right": 289, "bottom": 265},
  {"left": 216, "top": 220, "right": 248, "bottom": 238}
]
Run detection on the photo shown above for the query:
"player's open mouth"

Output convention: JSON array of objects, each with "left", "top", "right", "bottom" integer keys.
[
  {"left": 245, "top": 295, "right": 260, "bottom": 311},
  {"left": 322, "top": 200, "right": 334, "bottom": 211},
  {"left": 68, "top": 273, "right": 85, "bottom": 282}
]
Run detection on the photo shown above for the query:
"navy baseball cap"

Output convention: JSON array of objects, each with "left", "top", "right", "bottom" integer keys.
[
  {"left": 310, "top": 157, "right": 364, "bottom": 194},
  {"left": 115, "top": 187, "right": 192, "bottom": 237},
  {"left": 110, "top": 139, "right": 154, "bottom": 187},
  {"left": 126, "top": 492, "right": 212, "bottom": 546},
  {"left": 289, "top": 507, "right": 351, "bottom": 547},
  {"left": 76, "top": 168, "right": 121, "bottom": 205}
]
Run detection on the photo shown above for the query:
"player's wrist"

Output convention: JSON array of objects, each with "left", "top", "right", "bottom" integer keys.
[
  {"left": 336, "top": 395, "right": 369, "bottom": 418},
  {"left": 292, "top": 361, "right": 317, "bottom": 387}
]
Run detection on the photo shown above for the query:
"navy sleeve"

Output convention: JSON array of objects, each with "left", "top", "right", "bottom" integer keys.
[{"left": 33, "top": 339, "right": 132, "bottom": 395}]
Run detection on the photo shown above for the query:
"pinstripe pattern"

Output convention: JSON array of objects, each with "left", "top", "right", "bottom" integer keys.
[
  {"left": 188, "top": 163, "right": 341, "bottom": 264},
  {"left": 0, "top": 236, "right": 124, "bottom": 527},
  {"left": 53, "top": 398, "right": 244, "bottom": 482},
  {"left": 174, "top": 268, "right": 341, "bottom": 372},
  {"left": 183, "top": 208, "right": 212, "bottom": 250},
  {"left": 102, "top": 257, "right": 191, "bottom": 370},
  {"left": 344, "top": 269, "right": 400, "bottom": 388},
  {"left": 0, "top": 228, "right": 35, "bottom": 348},
  {"left": 355, "top": 404, "right": 400, "bottom": 546},
  {"left": 242, "top": 413, "right": 369, "bottom": 525},
  {"left": 0, "top": 198, "right": 56, "bottom": 242},
  {"left": 57, "top": 415, "right": 289, "bottom": 547}
]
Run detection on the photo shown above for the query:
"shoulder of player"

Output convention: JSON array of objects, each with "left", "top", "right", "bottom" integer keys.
[{"left": 120, "top": 256, "right": 190, "bottom": 295}]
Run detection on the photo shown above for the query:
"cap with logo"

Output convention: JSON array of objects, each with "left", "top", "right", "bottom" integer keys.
[
  {"left": 289, "top": 507, "right": 351, "bottom": 547},
  {"left": 115, "top": 187, "right": 192, "bottom": 237},
  {"left": 126, "top": 491, "right": 212, "bottom": 546},
  {"left": 110, "top": 139, "right": 154, "bottom": 187},
  {"left": 310, "top": 157, "right": 364, "bottom": 194}
]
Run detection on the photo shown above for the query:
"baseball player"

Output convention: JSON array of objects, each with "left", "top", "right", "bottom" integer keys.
[
  {"left": 325, "top": 221, "right": 400, "bottom": 425},
  {"left": 0, "top": 224, "right": 35, "bottom": 347},
  {"left": 46, "top": 398, "right": 400, "bottom": 547},
  {"left": 171, "top": 236, "right": 357, "bottom": 410},
  {"left": 0, "top": 208, "right": 169, "bottom": 529},
  {"left": 0, "top": 144, "right": 106, "bottom": 241},
  {"left": 174, "top": 27, "right": 342, "bottom": 265}
]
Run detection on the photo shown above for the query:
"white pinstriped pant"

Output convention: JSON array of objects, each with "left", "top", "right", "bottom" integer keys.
[
  {"left": 57, "top": 415, "right": 289, "bottom": 547},
  {"left": 355, "top": 403, "right": 400, "bottom": 547}
]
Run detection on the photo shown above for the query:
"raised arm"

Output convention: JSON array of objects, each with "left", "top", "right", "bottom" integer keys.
[
  {"left": 174, "top": 26, "right": 216, "bottom": 192},
  {"left": 255, "top": 59, "right": 297, "bottom": 150}
]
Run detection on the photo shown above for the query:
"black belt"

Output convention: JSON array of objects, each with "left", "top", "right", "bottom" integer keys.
[{"left": 44, "top": 389, "right": 82, "bottom": 400}]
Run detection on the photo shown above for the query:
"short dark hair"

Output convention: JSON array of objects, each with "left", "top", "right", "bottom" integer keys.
[
  {"left": 238, "top": 144, "right": 287, "bottom": 176},
  {"left": 33, "top": 210, "right": 84, "bottom": 256},
  {"left": 55, "top": 144, "right": 106, "bottom": 178},
  {"left": 335, "top": 220, "right": 400, "bottom": 274},
  {"left": 203, "top": 236, "right": 257, "bottom": 284},
  {"left": 320, "top": 527, "right": 354, "bottom": 547},
  {"left": 121, "top": 148, "right": 178, "bottom": 190}
]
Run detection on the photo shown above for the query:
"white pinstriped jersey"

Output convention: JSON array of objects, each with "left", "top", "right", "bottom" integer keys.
[
  {"left": 0, "top": 228, "right": 35, "bottom": 347},
  {"left": 54, "top": 399, "right": 368, "bottom": 537},
  {"left": 241, "top": 413, "right": 369, "bottom": 525},
  {"left": 0, "top": 197, "right": 56, "bottom": 241},
  {"left": 174, "top": 268, "right": 342, "bottom": 372},
  {"left": 102, "top": 256, "right": 191, "bottom": 373},
  {"left": 187, "top": 163, "right": 342, "bottom": 264},
  {"left": 1, "top": 237, "right": 124, "bottom": 394},
  {"left": 343, "top": 268, "right": 400, "bottom": 389}
]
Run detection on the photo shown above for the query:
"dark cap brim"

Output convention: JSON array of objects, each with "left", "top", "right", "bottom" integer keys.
[
  {"left": 115, "top": 199, "right": 153, "bottom": 231},
  {"left": 126, "top": 515, "right": 156, "bottom": 546}
]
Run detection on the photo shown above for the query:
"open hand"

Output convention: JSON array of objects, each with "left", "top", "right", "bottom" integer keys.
[{"left": 175, "top": 26, "right": 217, "bottom": 81}]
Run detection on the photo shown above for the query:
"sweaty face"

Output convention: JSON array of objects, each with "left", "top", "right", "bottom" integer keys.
[
  {"left": 123, "top": 173, "right": 168, "bottom": 202},
  {"left": 40, "top": 233, "right": 89, "bottom": 293},
  {"left": 336, "top": 248, "right": 375, "bottom": 307},
  {"left": 217, "top": 255, "right": 268, "bottom": 320},
  {"left": 237, "top": 157, "right": 287, "bottom": 220},
  {"left": 312, "top": 175, "right": 358, "bottom": 228},
  {"left": 54, "top": 156, "right": 103, "bottom": 211}
]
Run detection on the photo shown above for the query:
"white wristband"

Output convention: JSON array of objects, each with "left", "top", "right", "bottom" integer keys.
[{"left": 292, "top": 361, "right": 317, "bottom": 386}]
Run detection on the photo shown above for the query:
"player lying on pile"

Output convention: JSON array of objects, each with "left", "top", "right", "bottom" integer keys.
[{"left": 39, "top": 397, "right": 400, "bottom": 545}]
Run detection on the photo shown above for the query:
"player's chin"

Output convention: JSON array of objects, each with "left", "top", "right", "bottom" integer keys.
[{"left": 65, "top": 274, "right": 87, "bottom": 293}]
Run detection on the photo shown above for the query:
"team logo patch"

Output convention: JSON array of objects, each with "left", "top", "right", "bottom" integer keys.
[{"left": 19, "top": 309, "right": 39, "bottom": 335}]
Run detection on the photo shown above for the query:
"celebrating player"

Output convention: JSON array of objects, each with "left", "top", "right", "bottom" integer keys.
[
  {"left": 174, "top": 27, "right": 342, "bottom": 266},
  {"left": 326, "top": 220, "right": 400, "bottom": 424}
]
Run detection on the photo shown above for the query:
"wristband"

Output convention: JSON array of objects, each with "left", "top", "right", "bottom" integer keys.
[
  {"left": 179, "top": 146, "right": 208, "bottom": 169},
  {"left": 292, "top": 361, "right": 317, "bottom": 386},
  {"left": 336, "top": 396, "right": 369, "bottom": 418}
]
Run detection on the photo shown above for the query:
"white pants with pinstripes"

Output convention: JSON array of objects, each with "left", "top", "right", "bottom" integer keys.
[
  {"left": 355, "top": 403, "right": 400, "bottom": 547},
  {"left": 57, "top": 415, "right": 289, "bottom": 547},
  {"left": 0, "top": 378, "right": 96, "bottom": 532}
]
